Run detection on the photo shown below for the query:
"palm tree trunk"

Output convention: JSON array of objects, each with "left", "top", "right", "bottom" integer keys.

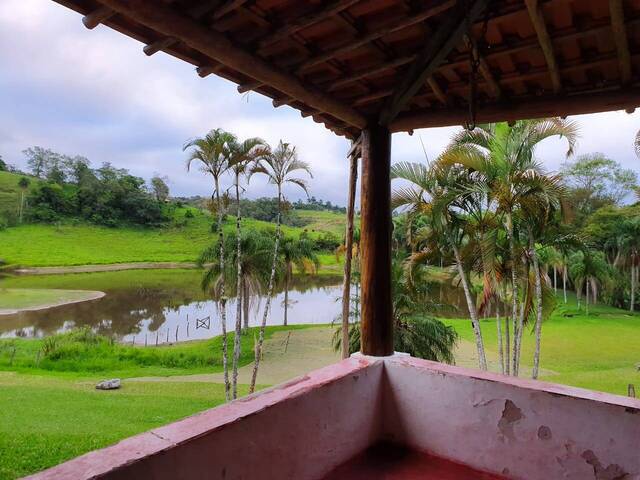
[
  {"left": 563, "top": 264, "right": 567, "bottom": 304},
  {"left": 214, "top": 178, "right": 230, "bottom": 401},
  {"left": 19, "top": 191, "right": 24, "bottom": 223},
  {"left": 586, "top": 280, "right": 590, "bottom": 316},
  {"left": 506, "top": 213, "right": 519, "bottom": 376},
  {"left": 341, "top": 151, "right": 358, "bottom": 359},
  {"left": 283, "top": 269, "right": 289, "bottom": 326},
  {"left": 531, "top": 235, "right": 543, "bottom": 380},
  {"left": 243, "top": 278, "right": 250, "bottom": 331},
  {"left": 553, "top": 266, "right": 557, "bottom": 293},
  {"left": 630, "top": 258, "right": 636, "bottom": 313},
  {"left": 250, "top": 186, "right": 282, "bottom": 393},
  {"left": 452, "top": 243, "right": 487, "bottom": 370},
  {"left": 232, "top": 176, "right": 242, "bottom": 400},
  {"left": 496, "top": 301, "right": 504, "bottom": 374}
]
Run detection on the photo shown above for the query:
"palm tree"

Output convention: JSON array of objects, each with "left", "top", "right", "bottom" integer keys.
[
  {"left": 568, "top": 249, "right": 611, "bottom": 315},
  {"left": 248, "top": 140, "right": 312, "bottom": 393},
  {"left": 334, "top": 258, "right": 458, "bottom": 363},
  {"left": 226, "top": 136, "right": 268, "bottom": 399},
  {"left": 619, "top": 218, "right": 640, "bottom": 312},
  {"left": 18, "top": 177, "right": 30, "bottom": 223},
  {"left": 184, "top": 128, "right": 234, "bottom": 400},
  {"left": 280, "top": 236, "right": 319, "bottom": 326},
  {"left": 391, "top": 161, "right": 488, "bottom": 370},
  {"left": 443, "top": 119, "right": 578, "bottom": 376}
]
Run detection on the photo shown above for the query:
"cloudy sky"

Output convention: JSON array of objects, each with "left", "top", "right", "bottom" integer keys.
[{"left": 1, "top": 0, "right": 639, "bottom": 205}]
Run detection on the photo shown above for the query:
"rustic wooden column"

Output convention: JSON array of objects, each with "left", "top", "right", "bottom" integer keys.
[{"left": 360, "top": 124, "right": 393, "bottom": 356}]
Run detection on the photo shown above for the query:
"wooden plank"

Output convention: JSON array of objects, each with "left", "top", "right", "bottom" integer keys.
[
  {"left": 610, "top": 0, "right": 632, "bottom": 85},
  {"left": 389, "top": 87, "right": 640, "bottom": 132},
  {"left": 360, "top": 124, "right": 393, "bottom": 356},
  {"left": 97, "top": 0, "right": 367, "bottom": 129},
  {"left": 525, "top": 0, "right": 562, "bottom": 93},
  {"left": 379, "top": 0, "right": 488, "bottom": 125},
  {"left": 426, "top": 76, "right": 449, "bottom": 106},
  {"left": 464, "top": 35, "right": 501, "bottom": 99}
]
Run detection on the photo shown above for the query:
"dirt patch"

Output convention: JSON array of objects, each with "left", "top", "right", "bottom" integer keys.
[{"left": 129, "top": 327, "right": 340, "bottom": 386}]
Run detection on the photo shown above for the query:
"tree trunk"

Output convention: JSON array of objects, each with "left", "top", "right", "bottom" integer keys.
[
  {"left": 531, "top": 234, "right": 543, "bottom": 380},
  {"left": 586, "top": 280, "right": 590, "bottom": 316},
  {"left": 341, "top": 149, "right": 358, "bottom": 359},
  {"left": 19, "top": 191, "right": 25, "bottom": 223},
  {"left": 242, "top": 277, "right": 250, "bottom": 331},
  {"left": 283, "top": 269, "right": 289, "bottom": 326},
  {"left": 630, "top": 258, "right": 636, "bottom": 313},
  {"left": 563, "top": 264, "right": 567, "bottom": 304},
  {"left": 215, "top": 178, "right": 230, "bottom": 401},
  {"left": 232, "top": 175, "right": 242, "bottom": 400},
  {"left": 250, "top": 187, "right": 282, "bottom": 393},
  {"left": 553, "top": 266, "right": 557, "bottom": 293},
  {"left": 506, "top": 213, "right": 519, "bottom": 376},
  {"left": 496, "top": 301, "right": 504, "bottom": 374},
  {"left": 452, "top": 243, "right": 487, "bottom": 370}
]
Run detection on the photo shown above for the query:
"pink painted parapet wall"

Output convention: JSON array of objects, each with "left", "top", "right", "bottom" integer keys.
[{"left": 28, "top": 355, "right": 640, "bottom": 480}]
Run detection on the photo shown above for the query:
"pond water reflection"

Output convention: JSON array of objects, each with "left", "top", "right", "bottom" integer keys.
[{"left": 0, "top": 269, "right": 471, "bottom": 343}]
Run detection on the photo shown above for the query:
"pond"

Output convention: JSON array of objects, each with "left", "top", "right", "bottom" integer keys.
[{"left": 0, "top": 269, "right": 470, "bottom": 343}]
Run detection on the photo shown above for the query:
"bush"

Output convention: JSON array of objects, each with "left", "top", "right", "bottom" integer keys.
[{"left": 314, "top": 231, "right": 341, "bottom": 251}]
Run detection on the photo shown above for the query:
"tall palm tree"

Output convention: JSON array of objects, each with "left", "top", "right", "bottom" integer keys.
[
  {"left": 280, "top": 236, "right": 319, "bottom": 326},
  {"left": 18, "top": 177, "right": 30, "bottom": 223},
  {"left": 568, "top": 249, "right": 611, "bottom": 315},
  {"left": 226, "top": 136, "right": 268, "bottom": 399},
  {"left": 184, "top": 128, "right": 234, "bottom": 400},
  {"left": 248, "top": 140, "right": 312, "bottom": 393},
  {"left": 391, "top": 161, "right": 488, "bottom": 370},
  {"left": 443, "top": 119, "right": 578, "bottom": 376}
]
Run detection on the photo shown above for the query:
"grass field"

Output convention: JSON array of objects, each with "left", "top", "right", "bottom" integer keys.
[
  {"left": 443, "top": 293, "right": 640, "bottom": 396},
  {"left": 0, "top": 171, "right": 39, "bottom": 221},
  {"left": 0, "top": 288, "right": 101, "bottom": 312},
  {"left": 0, "top": 324, "right": 315, "bottom": 479},
  {"left": 0, "top": 207, "right": 345, "bottom": 268}
]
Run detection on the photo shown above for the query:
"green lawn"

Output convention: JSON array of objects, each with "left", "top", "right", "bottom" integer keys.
[
  {"left": 443, "top": 294, "right": 640, "bottom": 396},
  {"left": 296, "top": 209, "right": 351, "bottom": 236},
  {"left": 0, "top": 373, "right": 234, "bottom": 479},
  {"left": 0, "top": 171, "right": 39, "bottom": 221}
]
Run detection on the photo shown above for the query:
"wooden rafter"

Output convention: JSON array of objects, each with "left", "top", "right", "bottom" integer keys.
[
  {"left": 610, "top": 0, "right": 632, "bottom": 84},
  {"left": 238, "top": 0, "right": 455, "bottom": 93},
  {"left": 143, "top": 0, "right": 220, "bottom": 56},
  {"left": 525, "top": 0, "right": 562, "bottom": 93},
  {"left": 82, "top": 5, "right": 114, "bottom": 29},
  {"left": 379, "top": 0, "right": 488, "bottom": 125},
  {"left": 257, "top": 0, "right": 362, "bottom": 54},
  {"left": 96, "top": 0, "right": 367, "bottom": 129},
  {"left": 426, "top": 76, "right": 449, "bottom": 106},
  {"left": 390, "top": 87, "right": 640, "bottom": 132}
]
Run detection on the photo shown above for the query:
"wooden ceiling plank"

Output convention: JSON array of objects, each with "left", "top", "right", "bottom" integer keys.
[
  {"left": 610, "top": 0, "right": 632, "bottom": 84},
  {"left": 464, "top": 35, "right": 501, "bottom": 99},
  {"left": 82, "top": 5, "right": 114, "bottom": 29},
  {"left": 258, "top": 0, "right": 362, "bottom": 53},
  {"left": 390, "top": 87, "right": 640, "bottom": 132},
  {"left": 379, "top": 0, "right": 489, "bottom": 125},
  {"left": 213, "top": 0, "right": 250, "bottom": 20},
  {"left": 97, "top": 0, "right": 367, "bottom": 129},
  {"left": 426, "top": 76, "right": 449, "bottom": 106},
  {"left": 525, "top": 0, "right": 562, "bottom": 93},
  {"left": 296, "top": 0, "right": 456, "bottom": 73}
]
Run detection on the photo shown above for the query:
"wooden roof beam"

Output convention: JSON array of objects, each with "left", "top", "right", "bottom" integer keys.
[
  {"left": 143, "top": 1, "right": 229, "bottom": 56},
  {"left": 390, "top": 88, "right": 640, "bottom": 132},
  {"left": 82, "top": 5, "right": 114, "bottom": 29},
  {"left": 97, "top": 0, "right": 367, "bottom": 129},
  {"left": 426, "top": 76, "right": 449, "bottom": 106},
  {"left": 610, "top": 0, "right": 632, "bottom": 85},
  {"left": 379, "top": 0, "right": 488, "bottom": 125},
  {"left": 257, "top": 0, "right": 362, "bottom": 54},
  {"left": 525, "top": 0, "right": 562, "bottom": 93}
]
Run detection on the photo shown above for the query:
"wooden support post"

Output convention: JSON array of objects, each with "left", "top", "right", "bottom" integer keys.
[
  {"left": 360, "top": 125, "right": 393, "bottom": 356},
  {"left": 341, "top": 137, "right": 360, "bottom": 359}
]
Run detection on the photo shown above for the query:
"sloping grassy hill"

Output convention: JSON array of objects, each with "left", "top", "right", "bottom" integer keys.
[
  {"left": 0, "top": 208, "right": 346, "bottom": 267},
  {"left": 295, "top": 209, "right": 348, "bottom": 236}
]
